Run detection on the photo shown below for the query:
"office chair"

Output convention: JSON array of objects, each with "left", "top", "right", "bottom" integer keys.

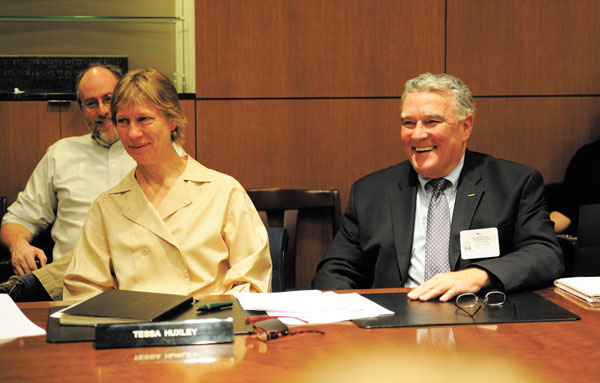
[
  {"left": 0, "top": 196, "right": 6, "bottom": 224},
  {"left": 544, "top": 182, "right": 564, "bottom": 212},
  {"left": 573, "top": 204, "right": 600, "bottom": 276},
  {"left": 247, "top": 188, "right": 341, "bottom": 290},
  {"left": 0, "top": 196, "right": 12, "bottom": 281},
  {"left": 545, "top": 182, "right": 577, "bottom": 276},
  {"left": 266, "top": 226, "right": 288, "bottom": 292}
]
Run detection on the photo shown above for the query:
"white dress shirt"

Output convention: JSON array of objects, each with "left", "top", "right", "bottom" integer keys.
[
  {"left": 2, "top": 134, "right": 136, "bottom": 261},
  {"left": 405, "top": 155, "right": 465, "bottom": 287}
]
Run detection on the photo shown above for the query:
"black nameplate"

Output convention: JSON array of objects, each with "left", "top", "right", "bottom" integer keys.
[{"left": 94, "top": 318, "right": 233, "bottom": 350}]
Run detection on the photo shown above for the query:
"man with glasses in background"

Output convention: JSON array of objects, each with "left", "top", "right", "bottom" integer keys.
[
  {"left": 313, "top": 72, "right": 564, "bottom": 302},
  {"left": 0, "top": 64, "right": 136, "bottom": 301}
]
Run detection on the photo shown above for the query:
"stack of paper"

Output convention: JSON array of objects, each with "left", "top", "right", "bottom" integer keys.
[
  {"left": 554, "top": 277, "right": 600, "bottom": 305},
  {"left": 0, "top": 294, "right": 46, "bottom": 344},
  {"left": 234, "top": 290, "right": 394, "bottom": 325}
]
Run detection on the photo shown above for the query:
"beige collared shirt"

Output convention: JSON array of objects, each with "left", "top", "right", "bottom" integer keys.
[{"left": 63, "top": 156, "right": 271, "bottom": 300}]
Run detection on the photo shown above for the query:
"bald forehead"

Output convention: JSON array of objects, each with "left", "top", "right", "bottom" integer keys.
[
  {"left": 79, "top": 67, "right": 118, "bottom": 87},
  {"left": 78, "top": 67, "right": 119, "bottom": 101}
]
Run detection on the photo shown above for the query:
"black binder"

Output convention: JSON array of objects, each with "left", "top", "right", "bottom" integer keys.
[
  {"left": 59, "top": 289, "right": 193, "bottom": 326},
  {"left": 353, "top": 291, "right": 579, "bottom": 329}
]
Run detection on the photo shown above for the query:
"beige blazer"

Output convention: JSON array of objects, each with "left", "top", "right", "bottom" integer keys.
[{"left": 63, "top": 156, "right": 271, "bottom": 300}]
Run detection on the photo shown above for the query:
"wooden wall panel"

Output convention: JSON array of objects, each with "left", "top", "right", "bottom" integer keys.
[
  {"left": 447, "top": 0, "right": 600, "bottom": 95},
  {"left": 196, "top": 99, "right": 405, "bottom": 208},
  {"left": 180, "top": 99, "right": 196, "bottom": 158},
  {"left": 60, "top": 102, "right": 89, "bottom": 138},
  {"left": 469, "top": 97, "right": 600, "bottom": 184},
  {"left": 195, "top": 0, "right": 445, "bottom": 98},
  {"left": 0, "top": 102, "right": 61, "bottom": 204},
  {"left": 196, "top": 99, "right": 405, "bottom": 287}
]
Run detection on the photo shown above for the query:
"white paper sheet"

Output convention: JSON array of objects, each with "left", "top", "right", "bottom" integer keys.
[
  {"left": 0, "top": 294, "right": 46, "bottom": 343},
  {"left": 234, "top": 290, "right": 394, "bottom": 325}
]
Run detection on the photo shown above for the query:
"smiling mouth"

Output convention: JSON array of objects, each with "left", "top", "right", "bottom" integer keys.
[{"left": 413, "top": 146, "right": 437, "bottom": 153}]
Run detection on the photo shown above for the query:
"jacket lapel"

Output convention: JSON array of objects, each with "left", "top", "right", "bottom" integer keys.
[
  {"left": 156, "top": 179, "right": 192, "bottom": 220},
  {"left": 450, "top": 151, "right": 484, "bottom": 270},
  {"left": 390, "top": 167, "right": 418, "bottom": 285},
  {"left": 118, "top": 174, "right": 181, "bottom": 250},
  {"left": 111, "top": 158, "right": 210, "bottom": 251}
]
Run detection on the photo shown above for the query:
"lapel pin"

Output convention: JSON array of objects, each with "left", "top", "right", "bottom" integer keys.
[{"left": 467, "top": 193, "right": 476, "bottom": 197}]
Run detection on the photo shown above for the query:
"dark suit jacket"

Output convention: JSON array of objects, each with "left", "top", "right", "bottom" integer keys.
[{"left": 312, "top": 150, "right": 564, "bottom": 292}]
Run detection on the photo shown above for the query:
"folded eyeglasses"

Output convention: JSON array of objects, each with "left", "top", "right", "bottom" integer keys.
[{"left": 454, "top": 290, "right": 515, "bottom": 319}]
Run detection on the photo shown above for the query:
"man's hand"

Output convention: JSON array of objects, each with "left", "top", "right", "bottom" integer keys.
[
  {"left": 2, "top": 223, "right": 47, "bottom": 276},
  {"left": 10, "top": 238, "right": 47, "bottom": 276},
  {"left": 407, "top": 268, "right": 491, "bottom": 302}
]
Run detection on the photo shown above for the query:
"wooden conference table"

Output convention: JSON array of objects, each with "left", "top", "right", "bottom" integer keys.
[{"left": 1, "top": 288, "right": 599, "bottom": 383}]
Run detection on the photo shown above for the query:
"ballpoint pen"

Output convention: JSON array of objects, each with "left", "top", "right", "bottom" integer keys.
[{"left": 196, "top": 301, "right": 233, "bottom": 313}]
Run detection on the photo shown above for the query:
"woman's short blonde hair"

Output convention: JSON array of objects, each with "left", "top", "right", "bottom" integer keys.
[{"left": 111, "top": 67, "right": 186, "bottom": 143}]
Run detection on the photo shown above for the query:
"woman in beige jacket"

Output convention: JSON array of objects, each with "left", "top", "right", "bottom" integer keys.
[{"left": 63, "top": 68, "right": 272, "bottom": 300}]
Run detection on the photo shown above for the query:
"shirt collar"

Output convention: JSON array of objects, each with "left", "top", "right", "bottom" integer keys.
[
  {"left": 417, "top": 153, "right": 465, "bottom": 192},
  {"left": 179, "top": 155, "right": 212, "bottom": 183},
  {"left": 90, "top": 134, "right": 113, "bottom": 148},
  {"left": 111, "top": 156, "right": 212, "bottom": 194}
]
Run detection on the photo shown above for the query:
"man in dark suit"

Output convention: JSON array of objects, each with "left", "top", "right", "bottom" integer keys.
[{"left": 312, "top": 73, "right": 563, "bottom": 301}]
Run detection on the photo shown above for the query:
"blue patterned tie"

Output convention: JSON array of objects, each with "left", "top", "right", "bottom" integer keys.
[{"left": 425, "top": 178, "right": 451, "bottom": 281}]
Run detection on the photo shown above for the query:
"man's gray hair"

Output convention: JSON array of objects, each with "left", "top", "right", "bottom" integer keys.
[{"left": 401, "top": 73, "right": 476, "bottom": 119}]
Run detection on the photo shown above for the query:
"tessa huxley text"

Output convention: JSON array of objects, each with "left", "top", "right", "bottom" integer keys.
[{"left": 132, "top": 328, "right": 198, "bottom": 338}]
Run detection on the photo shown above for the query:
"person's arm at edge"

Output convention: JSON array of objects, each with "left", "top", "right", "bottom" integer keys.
[
  {"left": 0, "top": 222, "right": 47, "bottom": 276},
  {"left": 2, "top": 147, "right": 58, "bottom": 276},
  {"left": 550, "top": 210, "right": 571, "bottom": 233}
]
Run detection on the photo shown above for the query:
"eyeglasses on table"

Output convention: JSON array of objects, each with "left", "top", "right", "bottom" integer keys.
[{"left": 454, "top": 290, "right": 516, "bottom": 319}]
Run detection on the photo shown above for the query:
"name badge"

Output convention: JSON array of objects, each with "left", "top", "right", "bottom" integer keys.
[{"left": 460, "top": 228, "right": 500, "bottom": 259}]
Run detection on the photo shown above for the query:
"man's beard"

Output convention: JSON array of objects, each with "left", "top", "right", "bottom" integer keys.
[{"left": 88, "top": 119, "right": 119, "bottom": 146}]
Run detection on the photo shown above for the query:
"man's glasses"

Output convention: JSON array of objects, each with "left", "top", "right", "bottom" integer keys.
[
  {"left": 83, "top": 94, "right": 112, "bottom": 112},
  {"left": 454, "top": 290, "right": 515, "bottom": 319}
]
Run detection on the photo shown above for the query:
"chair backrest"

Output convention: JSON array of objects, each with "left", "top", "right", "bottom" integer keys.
[
  {"left": 544, "top": 182, "right": 564, "bottom": 212},
  {"left": 266, "top": 226, "right": 288, "bottom": 292},
  {"left": 247, "top": 188, "right": 342, "bottom": 290},
  {"left": 574, "top": 204, "right": 600, "bottom": 276},
  {"left": 0, "top": 196, "right": 6, "bottom": 219},
  {"left": 0, "top": 196, "right": 12, "bottom": 281}
]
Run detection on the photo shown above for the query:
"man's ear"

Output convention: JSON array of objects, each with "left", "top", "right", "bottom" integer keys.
[{"left": 461, "top": 114, "right": 474, "bottom": 141}]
